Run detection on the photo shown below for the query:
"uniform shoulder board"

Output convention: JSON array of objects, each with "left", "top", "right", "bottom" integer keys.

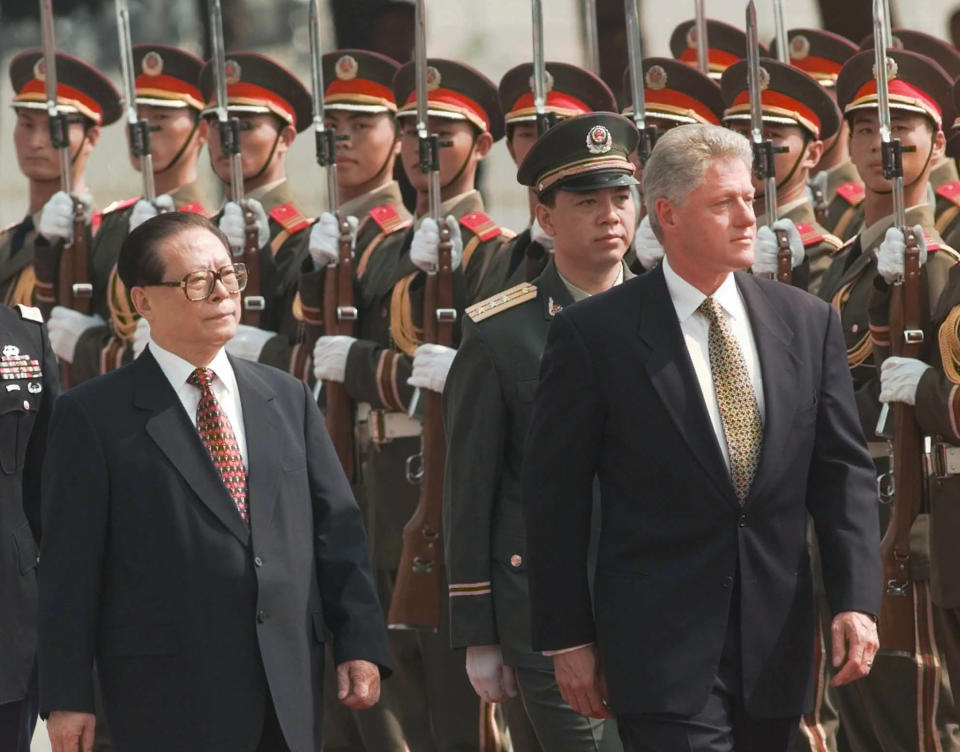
[
  {"left": 835, "top": 182, "right": 865, "bottom": 207},
  {"left": 832, "top": 234, "right": 857, "bottom": 256},
  {"left": 269, "top": 203, "right": 311, "bottom": 234},
  {"left": 16, "top": 304, "right": 43, "bottom": 324},
  {"left": 369, "top": 204, "right": 411, "bottom": 235},
  {"left": 91, "top": 211, "right": 104, "bottom": 236},
  {"left": 466, "top": 282, "right": 537, "bottom": 323},
  {"left": 922, "top": 229, "right": 949, "bottom": 255},
  {"left": 794, "top": 223, "right": 822, "bottom": 246},
  {"left": 102, "top": 196, "right": 140, "bottom": 215},
  {"left": 177, "top": 202, "right": 207, "bottom": 215},
  {"left": 936, "top": 181, "right": 960, "bottom": 209},
  {"left": 460, "top": 211, "right": 502, "bottom": 242}
]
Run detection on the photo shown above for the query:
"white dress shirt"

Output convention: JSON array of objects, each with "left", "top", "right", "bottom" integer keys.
[
  {"left": 661, "top": 256, "right": 765, "bottom": 474},
  {"left": 148, "top": 340, "right": 248, "bottom": 467}
]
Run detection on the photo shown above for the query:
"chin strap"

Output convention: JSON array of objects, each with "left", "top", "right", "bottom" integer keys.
[{"left": 154, "top": 116, "right": 201, "bottom": 175}]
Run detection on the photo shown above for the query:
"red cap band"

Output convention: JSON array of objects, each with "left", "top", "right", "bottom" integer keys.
[
  {"left": 508, "top": 91, "right": 590, "bottom": 119},
  {"left": 224, "top": 81, "right": 296, "bottom": 124},
  {"left": 16, "top": 78, "right": 103, "bottom": 123},
  {"left": 325, "top": 78, "right": 396, "bottom": 106},
  {"left": 678, "top": 48, "right": 740, "bottom": 71},
  {"left": 645, "top": 88, "right": 721, "bottom": 125},
  {"left": 135, "top": 73, "right": 203, "bottom": 108},
  {"left": 730, "top": 89, "right": 821, "bottom": 135},
  {"left": 403, "top": 88, "right": 490, "bottom": 132},
  {"left": 850, "top": 78, "right": 942, "bottom": 123}
]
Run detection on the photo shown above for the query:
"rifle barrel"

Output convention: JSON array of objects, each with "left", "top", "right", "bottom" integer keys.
[
  {"left": 584, "top": 0, "right": 600, "bottom": 75},
  {"left": 772, "top": 0, "right": 789, "bottom": 64},
  {"left": 625, "top": 0, "right": 646, "bottom": 130},
  {"left": 39, "top": 0, "right": 71, "bottom": 193},
  {"left": 694, "top": 0, "right": 709, "bottom": 76}
]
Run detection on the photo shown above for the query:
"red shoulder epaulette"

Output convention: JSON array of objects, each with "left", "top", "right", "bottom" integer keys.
[
  {"left": 369, "top": 204, "right": 411, "bottom": 234},
  {"left": 91, "top": 211, "right": 103, "bottom": 236},
  {"left": 936, "top": 181, "right": 960, "bottom": 209},
  {"left": 102, "top": 196, "right": 140, "bottom": 215},
  {"left": 923, "top": 229, "right": 942, "bottom": 252},
  {"left": 795, "top": 222, "right": 823, "bottom": 247},
  {"left": 460, "top": 211, "right": 501, "bottom": 242},
  {"left": 177, "top": 202, "right": 207, "bottom": 215},
  {"left": 835, "top": 182, "right": 865, "bottom": 207},
  {"left": 269, "top": 203, "right": 310, "bottom": 234}
]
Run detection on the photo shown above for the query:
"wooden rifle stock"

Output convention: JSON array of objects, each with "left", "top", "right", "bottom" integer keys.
[
  {"left": 322, "top": 212, "right": 357, "bottom": 480},
  {"left": 878, "top": 230, "right": 925, "bottom": 652},
  {"left": 388, "top": 225, "right": 454, "bottom": 631},
  {"left": 52, "top": 199, "right": 92, "bottom": 388},
  {"left": 241, "top": 203, "right": 263, "bottom": 327}
]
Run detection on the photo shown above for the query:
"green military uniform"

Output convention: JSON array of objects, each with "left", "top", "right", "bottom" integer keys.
[
  {"left": 0, "top": 217, "right": 44, "bottom": 310},
  {"left": 814, "top": 160, "right": 865, "bottom": 240},
  {"left": 759, "top": 198, "right": 844, "bottom": 296}
]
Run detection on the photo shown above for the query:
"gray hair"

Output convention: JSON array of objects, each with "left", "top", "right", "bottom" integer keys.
[{"left": 643, "top": 124, "right": 752, "bottom": 241}]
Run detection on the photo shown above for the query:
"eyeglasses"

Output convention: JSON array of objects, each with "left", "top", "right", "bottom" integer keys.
[{"left": 147, "top": 263, "right": 248, "bottom": 301}]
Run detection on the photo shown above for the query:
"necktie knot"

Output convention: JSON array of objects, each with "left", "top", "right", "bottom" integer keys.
[
  {"left": 698, "top": 296, "right": 725, "bottom": 325},
  {"left": 188, "top": 367, "right": 215, "bottom": 390}
]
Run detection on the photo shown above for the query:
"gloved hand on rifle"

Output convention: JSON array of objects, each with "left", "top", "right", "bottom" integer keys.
[
  {"left": 48, "top": 306, "right": 105, "bottom": 363},
  {"left": 411, "top": 216, "right": 463, "bottom": 273},
  {"left": 751, "top": 218, "right": 804, "bottom": 276},
  {"left": 465, "top": 645, "right": 518, "bottom": 704},
  {"left": 408, "top": 343, "right": 457, "bottom": 393},
  {"left": 877, "top": 225, "right": 927, "bottom": 284},
  {"left": 313, "top": 335, "right": 357, "bottom": 383},
  {"left": 132, "top": 317, "right": 151, "bottom": 359},
  {"left": 38, "top": 190, "right": 92, "bottom": 242},
  {"left": 309, "top": 212, "right": 359, "bottom": 269},
  {"left": 879, "top": 356, "right": 930, "bottom": 406},
  {"left": 633, "top": 215, "right": 664, "bottom": 271},
  {"left": 129, "top": 194, "right": 176, "bottom": 233},
  {"left": 220, "top": 198, "right": 270, "bottom": 250},
  {"left": 224, "top": 324, "right": 276, "bottom": 362}
]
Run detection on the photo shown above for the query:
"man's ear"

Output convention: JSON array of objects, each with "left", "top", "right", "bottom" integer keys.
[
  {"left": 473, "top": 131, "right": 493, "bottom": 161},
  {"left": 804, "top": 139, "right": 824, "bottom": 170},
  {"left": 195, "top": 117, "right": 210, "bottom": 148},
  {"left": 655, "top": 197, "right": 676, "bottom": 234},
  {"left": 276, "top": 124, "right": 297, "bottom": 154},
  {"left": 933, "top": 128, "right": 947, "bottom": 164},
  {"left": 535, "top": 201, "right": 556, "bottom": 238},
  {"left": 130, "top": 287, "right": 153, "bottom": 321}
]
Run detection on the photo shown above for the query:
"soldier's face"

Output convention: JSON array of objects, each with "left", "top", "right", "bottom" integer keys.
[
  {"left": 207, "top": 113, "right": 294, "bottom": 183},
  {"left": 399, "top": 117, "right": 491, "bottom": 192},
  {"left": 131, "top": 105, "right": 207, "bottom": 173},
  {"left": 13, "top": 109, "right": 92, "bottom": 181},
  {"left": 726, "top": 121, "right": 822, "bottom": 206},
  {"left": 507, "top": 122, "right": 539, "bottom": 166},
  {"left": 849, "top": 111, "right": 945, "bottom": 194},
  {"left": 537, "top": 186, "right": 636, "bottom": 265},
  {"left": 324, "top": 110, "right": 400, "bottom": 189}
]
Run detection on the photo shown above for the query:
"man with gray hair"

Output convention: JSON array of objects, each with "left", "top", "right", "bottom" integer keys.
[{"left": 521, "top": 123, "right": 882, "bottom": 752}]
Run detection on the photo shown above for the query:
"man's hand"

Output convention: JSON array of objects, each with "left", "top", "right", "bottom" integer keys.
[
  {"left": 831, "top": 610, "right": 879, "bottom": 686},
  {"left": 224, "top": 323, "right": 275, "bottom": 362},
  {"left": 552, "top": 644, "right": 614, "bottom": 719},
  {"left": 313, "top": 335, "right": 357, "bottom": 383},
  {"left": 47, "top": 710, "right": 96, "bottom": 752},
  {"left": 408, "top": 343, "right": 457, "bottom": 393},
  {"left": 465, "top": 644, "right": 518, "bottom": 703},
  {"left": 877, "top": 225, "right": 927, "bottom": 284},
  {"left": 48, "top": 307, "right": 105, "bottom": 363},
  {"left": 751, "top": 218, "right": 804, "bottom": 276},
  {"left": 879, "top": 356, "right": 930, "bottom": 406},
  {"left": 410, "top": 216, "right": 463, "bottom": 273},
  {"left": 309, "top": 212, "right": 359, "bottom": 269},
  {"left": 220, "top": 199, "right": 270, "bottom": 250},
  {"left": 336, "top": 659, "right": 381, "bottom": 710}
]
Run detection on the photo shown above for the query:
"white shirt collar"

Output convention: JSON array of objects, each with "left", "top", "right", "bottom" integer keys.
[
  {"left": 147, "top": 339, "right": 237, "bottom": 396},
  {"left": 661, "top": 255, "right": 742, "bottom": 324}
]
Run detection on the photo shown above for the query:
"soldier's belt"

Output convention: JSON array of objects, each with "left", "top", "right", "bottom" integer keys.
[
  {"left": 356, "top": 402, "right": 421, "bottom": 444},
  {"left": 931, "top": 442, "right": 960, "bottom": 479}
]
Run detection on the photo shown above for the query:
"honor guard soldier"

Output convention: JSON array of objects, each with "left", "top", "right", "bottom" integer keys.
[
  {"left": 1, "top": 51, "right": 120, "bottom": 308},
  {"left": 941, "top": 77, "right": 960, "bottom": 252},
  {"left": 443, "top": 112, "right": 637, "bottom": 752},
  {"left": 0, "top": 303, "right": 59, "bottom": 752},
  {"left": 479, "top": 61, "right": 617, "bottom": 297},
  {"left": 193, "top": 52, "right": 314, "bottom": 375},
  {"left": 818, "top": 48, "right": 960, "bottom": 752},
  {"left": 721, "top": 58, "right": 844, "bottom": 295},
  {"left": 48, "top": 45, "right": 211, "bottom": 384},
  {"left": 770, "top": 29, "right": 862, "bottom": 239},
  {"left": 670, "top": 18, "right": 768, "bottom": 81},
  {"left": 622, "top": 57, "right": 725, "bottom": 272}
]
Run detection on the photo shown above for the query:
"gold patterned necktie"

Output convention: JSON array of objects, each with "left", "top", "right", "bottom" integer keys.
[
  {"left": 188, "top": 367, "right": 249, "bottom": 524},
  {"left": 698, "top": 296, "right": 763, "bottom": 503}
]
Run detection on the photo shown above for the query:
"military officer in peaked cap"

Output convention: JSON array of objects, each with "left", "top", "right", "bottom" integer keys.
[
  {"left": 444, "top": 111, "right": 637, "bottom": 752},
  {"left": 49, "top": 44, "right": 212, "bottom": 386},
  {"left": 670, "top": 18, "right": 769, "bottom": 81},
  {"left": 943, "top": 76, "right": 960, "bottom": 253}
]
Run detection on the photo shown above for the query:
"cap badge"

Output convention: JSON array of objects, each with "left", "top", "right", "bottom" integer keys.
[
  {"left": 527, "top": 69, "right": 555, "bottom": 93},
  {"left": 548, "top": 297, "right": 563, "bottom": 316},
  {"left": 142, "top": 51, "right": 164, "bottom": 77},
  {"left": 758, "top": 66, "right": 770, "bottom": 91},
  {"left": 27, "top": 382, "right": 42, "bottom": 394},
  {"left": 586, "top": 124, "right": 613, "bottom": 154},
  {"left": 33, "top": 59, "right": 46, "bottom": 82},
  {"left": 336, "top": 54, "right": 358, "bottom": 81},
  {"left": 872, "top": 56, "right": 899, "bottom": 82},
  {"left": 426, "top": 66, "right": 442, "bottom": 91},
  {"left": 790, "top": 35, "right": 810, "bottom": 60},
  {"left": 890, "top": 35, "right": 904, "bottom": 50},
  {"left": 224, "top": 59, "right": 242, "bottom": 86},
  {"left": 645, "top": 65, "right": 668, "bottom": 90},
  {"left": 686, "top": 26, "right": 699, "bottom": 49}
]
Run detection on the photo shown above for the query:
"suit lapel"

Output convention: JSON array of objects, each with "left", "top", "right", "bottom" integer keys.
[
  {"left": 136, "top": 350, "right": 251, "bottom": 546},
  {"left": 636, "top": 267, "right": 736, "bottom": 504}
]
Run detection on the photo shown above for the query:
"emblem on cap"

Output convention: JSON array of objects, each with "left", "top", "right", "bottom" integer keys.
[
  {"left": 527, "top": 70, "right": 555, "bottom": 93},
  {"left": 890, "top": 35, "right": 904, "bottom": 50},
  {"left": 225, "top": 59, "right": 242, "bottom": 86},
  {"left": 686, "top": 26, "right": 699, "bottom": 49},
  {"left": 645, "top": 65, "right": 668, "bottom": 90},
  {"left": 336, "top": 54, "right": 358, "bottom": 81},
  {"left": 758, "top": 66, "right": 770, "bottom": 91},
  {"left": 872, "top": 56, "right": 899, "bottom": 81},
  {"left": 789, "top": 35, "right": 810, "bottom": 60},
  {"left": 426, "top": 66, "right": 442, "bottom": 91},
  {"left": 142, "top": 51, "right": 164, "bottom": 76},
  {"left": 33, "top": 59, "right": 46, "bottom": 82},
  {"left": 586, "top": 124, "right": 613, "bottom": 155}
]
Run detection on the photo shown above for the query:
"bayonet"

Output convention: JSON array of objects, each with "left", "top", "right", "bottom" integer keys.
[
  {"left": 531, "top": 0, "right": 555, "bottom": 137},
  {"left": 625, "top": 0, "right": 656, "bottom": 162},
  {"left": 208, "top": 0, "right": 244, "bottom": 215},
  {"left": 772, "top": 0, "right": 788, "bottom": 65},
  {"left": 694, "top": 0, "right": 709, "bottom": 76},
  {"left": 116, "top": 0, "right": 156, "bottom": 202},
  {"left": 38, "top": 0, "right": 71, "bottom": 193},
  {"left": 584, "top": 0, "right": 600, "bottom": 76},
  {"left": 308, "top": 0, "right": 338, "bottom": 212}
]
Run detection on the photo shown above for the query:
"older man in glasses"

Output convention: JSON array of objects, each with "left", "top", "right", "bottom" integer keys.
[{"left": 36, "top": 212, "right": 390, "bottom": 752}]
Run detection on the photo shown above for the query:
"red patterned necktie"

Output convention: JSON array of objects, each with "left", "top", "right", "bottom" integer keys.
[{"left": 187, "top": 367, "right": 249, "bottom": 524}]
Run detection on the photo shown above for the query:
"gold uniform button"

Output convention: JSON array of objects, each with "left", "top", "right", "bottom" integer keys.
[{"left": 510, "top": 554, "right": 522, "bottom": 568}]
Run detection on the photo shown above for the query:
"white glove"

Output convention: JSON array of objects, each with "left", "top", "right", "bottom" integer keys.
[
  {"left": 129, "top": 194, "right": 176, "bottom": 232},
  {"left": 132, "top": 317, "right": 151, "bottom": 359},
  {"left": 220, "top": 199, "right": 270, "bottom": 250},
  {"left": 879, "top": 356, "right": 930, "bottom": 406},
  {"left": 633, "top": 215, "right": 664, "bottom": 271},
  {"left": 309, "top": 212, "right": 359, "bottom": 269},
  {"left": 38, "top": 191, "right": 91, "bottom": 242},
  {"left": 312, "top": 335, "right": 357, "bottom": 383},
  {"left": 411, "top": 216, "right": 463, "bottom": 273},
  {"left": 408, "top": 343, "right": 457, "bottom": 393},
  {"left": 529, "top": 217, "right": 555, "bottom": 250},
  {"left": 224, "top": 323, "right": 276, "bottom": 362},
  {"left": 465, "top": 645, "right": 518, "bottom": 704},
  {"left": 877, "top": 225, "right": 928, "bottom": 284},
  {"left": 47, "top": 306, "right": 105, "bottom": 363},
  {"left": 751, "top": 218, "right": 804, "bottom": 276}
]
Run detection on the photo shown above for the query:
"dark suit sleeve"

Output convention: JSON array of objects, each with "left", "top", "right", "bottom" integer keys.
[
  {"left": 23, "top": 322, "right": 61, "bottom": 540},
  {"left": 38, "top": 392, "right": 109, "bottom": 715},
  {"left": 302, "top": 380, "right": 391, "bottom": 675},
  {"left": 806, "top": 305, "right": 882, "bottom": 618},
  {"left": 522, "top": 313, "right": 603, "bottom": 651}
]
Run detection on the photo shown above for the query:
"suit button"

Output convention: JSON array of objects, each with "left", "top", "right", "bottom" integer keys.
[
  {"left": 722, "top": 576, "right": 734, "bottom": 588},
  {"left": 510, "top": 554, "right": 522, "bottom": 568},
  {"left": 738, "top": 513, "right": 746, "bottom": 528},
  {"left": 254, "top": 556, "right": 263, "bottom": 567},
  {"left": 257, "top": 609, "right": 267, "bottom": 624}
]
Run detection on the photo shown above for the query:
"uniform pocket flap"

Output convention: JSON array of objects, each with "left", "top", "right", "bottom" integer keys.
[
  {"left": 100, "top": 624, "right": 179, "bottom": 658},
  {"left": 12, "top": 521, "right": 38, "bottom": 574}
]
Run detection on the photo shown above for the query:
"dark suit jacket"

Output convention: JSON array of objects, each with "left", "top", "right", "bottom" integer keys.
[
  {"left": 38, "top": 349, "right": 389, "bottom": 752},
  {"left": 522, "top": 266, "right": 881, "bottom": 719}
]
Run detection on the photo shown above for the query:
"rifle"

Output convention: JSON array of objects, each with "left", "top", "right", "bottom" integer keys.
[
  {"left": 208, "top": 0, "right": 263, "bottom": 327},
  {"left": 872, "top": 0, "right": 925, "bottom": 654},
  {"left": 309, "top": 0, "right": 357, "bottom": 480},
  {"left": 116, "top": 0, "right": 156, "bottom": 204},
  {"left": 388, "top": 0, "right": 455, "bottom": 633},
  {"left": 746, "top": 0, "right": 792, "bottom": 284},
  {"left": 584, "top": 0, "right": 600, "bottom": 76},
  {"left": 694, "top": 0, "right": 709, "bottom": 76},
  {"left": 531, "top": 0, "right": 556, "bottom": 138},
  {"left": 772, "top": 0, "right": 789, "bottom": 66},
  {"left": 624, "top": 0, "right": 657, "bottom": 164}
]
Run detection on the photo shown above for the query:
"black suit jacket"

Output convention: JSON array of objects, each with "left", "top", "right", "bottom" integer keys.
[
  {"left": 38, "top": 349, "right": 389, "bottom": 752},
  {"left": 522, "top": 266, "right": 881, "bottom": 718}
]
